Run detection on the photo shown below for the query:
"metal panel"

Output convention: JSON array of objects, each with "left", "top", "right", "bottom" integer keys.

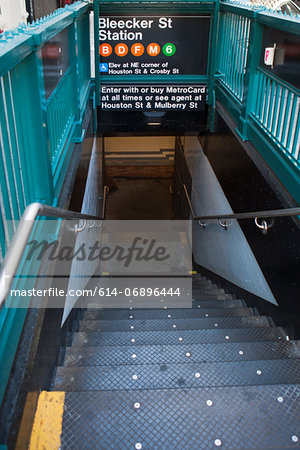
[{"left": 185, "top": 137, "right": 277, "bottom": 304}]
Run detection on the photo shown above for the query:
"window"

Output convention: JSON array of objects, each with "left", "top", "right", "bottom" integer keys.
[{"left": 41, "top": 28, "right": 70, "bottom": 99}]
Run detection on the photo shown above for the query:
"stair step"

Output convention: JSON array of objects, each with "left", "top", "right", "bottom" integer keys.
[
  {"left": 193, "top": 288, "right": 226, "bottom": 294},
  {"left": 192, "top": 278, "right": 213, "bottom": 284},
  {"left": 192, "top": 274, "right": 208, "bottom": 281},
  {"left": 192, "top": 293, "right": 233, "bottom": 301},
  {"left": 53, "top": 359, "right": 300, "bottom": 391},
  {"left": 54, "top": 386, "right": 300, "bottom": 449},
  {"left": 75, "top": 316, "right": 271, "bottom": 333},
  {"left": 192, "top": 299, "right": 246, "bottom": 307},
  {"left": 85, "top": 292, "right": 233, "bottom": 310},
  {"left": 59, "top": 340, "right": 300, "bottom": 367},
  {"left": 81, "top": 307, "right": 254, "bottom": 321},
  {"left": 191, "top": 284, "right": 219, "bottom": 290},
  {"left": 67, "top": 327, "right": 287, "bottom": 347},
  {"left": 82, "top": 300, "right": 247, "bottom": 318}
]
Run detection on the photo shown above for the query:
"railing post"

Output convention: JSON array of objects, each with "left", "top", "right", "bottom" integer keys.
[
  {"left": 237, "top": 14, "right": 263, "bottom": 140},
  {"left": 68, "top": 19, "right": 83, "bottom": 142},
  {"left": 207, "top": 0, "right": 221, "bottom": 132},
  {"left": 94, "top": 1, "right": 100, "bottom": 107}
]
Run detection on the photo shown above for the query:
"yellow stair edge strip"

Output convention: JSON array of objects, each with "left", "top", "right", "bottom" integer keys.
[{"left": 29, "top": 391, "right": 65, "bottom": 450}]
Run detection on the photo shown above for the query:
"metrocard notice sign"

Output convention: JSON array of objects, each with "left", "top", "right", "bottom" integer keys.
[
  {"left": 98, "top": 14, "right": 210, "bottom": 112},
  {"left": 101, "top": 84, "right": 207, "bottom": 111}
]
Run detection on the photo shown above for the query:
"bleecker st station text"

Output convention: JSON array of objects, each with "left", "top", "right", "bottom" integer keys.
[{"left": 99, "top": 17, "right": 173, "bottom": 40}]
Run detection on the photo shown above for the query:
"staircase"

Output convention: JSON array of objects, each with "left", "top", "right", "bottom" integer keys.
[{"left": 32, "top": 273, "right": 300, "bottom": 449}]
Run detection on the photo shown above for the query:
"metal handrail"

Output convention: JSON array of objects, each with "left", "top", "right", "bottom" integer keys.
[
  {"left": 194, "top": 209, "right": 300, "bottom": 221},
  {"left": 182, "top": 184, "right": 196, "bottom": 219},
  {"left": 178, "top": 183, "right": 300, "bottom": 221},
  {"left": 0, "top": 203, "right": 100, "bottom": 309},
  {"left": 101, "top": 185, "right": 109, "bottom": 219}
]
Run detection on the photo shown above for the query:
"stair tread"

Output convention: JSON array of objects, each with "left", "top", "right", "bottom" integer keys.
[
  {"left": 83, "top": 299, "right": 246, "bottom": 314},
  {"left": 67, "top": 327, "right": 286, "bottom": 347},
  {"left": 55, "top": 385, "right": 300, "bottom": 449},
  {"left": 85, "top": 293, "right": 234, "bottom": 309},
  {"left": 192, "top": 286, "right": 219, "bottom": 291},
  {"left": 192, "top": 299, "right": 245, "bottom": 307},
  {"left": 192, "top": 293, "right": 233, "bottom": 300},
  {"left": 59, "top": 341, "right": 300, "bottom": 367},
  {"left": 81, "top": 307, "right": 253, "bottom": 321},
  {"left": 53, "top": 359, "right": 300, "bottom": 391},
  {"left": 75, "top": 316, "right": 271, "bottom": 332},
  {"left": 193, "top": 288, "right": 226, "bottom": 293}
]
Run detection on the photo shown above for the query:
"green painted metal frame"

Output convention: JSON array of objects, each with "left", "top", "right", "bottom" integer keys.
[
  {"left": 215, "top": 1, "right": 300, "bottom": 205},
  {"left": 0, "top": 1, "right": 92, "bottom": 408}
]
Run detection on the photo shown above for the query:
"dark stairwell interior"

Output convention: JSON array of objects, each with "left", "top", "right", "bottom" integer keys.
[{"left": 103, "top": 135, "right": 174, "bottom": 220}]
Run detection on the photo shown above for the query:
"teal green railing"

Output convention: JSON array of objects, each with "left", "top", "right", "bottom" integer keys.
[
  {"left": 0, "top": 1, "right": 91, "bottom": 261},
  {"left": 251, "top": 68, "right": 300, "bottom": 169},
  {"left": 0, "top": 1, "right": 92, "bottom": 407},
  {"left": 76, "top": 11, "right": 91, "bottom": 110},
  {"left": 47, "top": 68, "right": 76, "bottom": 172},
  {"left": 0, "top": 70, "right": 31, "bottom": 264},
  {"left": 218, "top": 12, "right": 250, "bottom": 102},
  {"left": 216, "top": 2, "right": 300, "bottom": 204}
]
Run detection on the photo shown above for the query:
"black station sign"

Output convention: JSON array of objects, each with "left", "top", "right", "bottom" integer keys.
[
  {"left": 99, "top": 15, "right": 210, "bottom": 76},
  {"left": 101, "top": 84, "right": 207, "bottom": 111}
]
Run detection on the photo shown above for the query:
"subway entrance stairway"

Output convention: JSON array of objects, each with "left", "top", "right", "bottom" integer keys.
[
  {"left": 0, "top": 0, "right": 300, "bottom": 446},
  {"left": 28, "top": 272, "right": 300, "bottom": 449}
]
